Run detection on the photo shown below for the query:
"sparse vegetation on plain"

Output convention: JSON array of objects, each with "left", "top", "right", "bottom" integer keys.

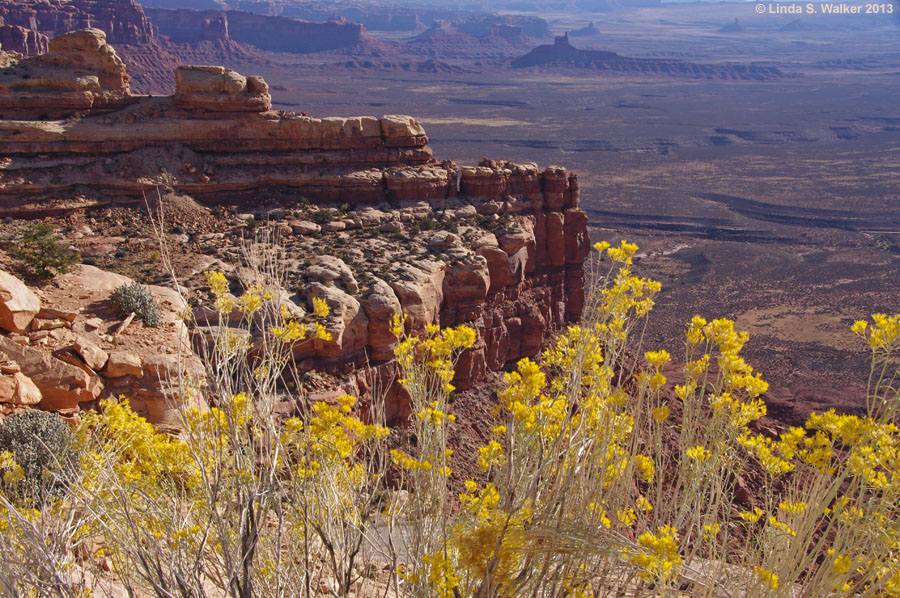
[{"left": 0, "top": 241, "right": 897, "bottom": 598}]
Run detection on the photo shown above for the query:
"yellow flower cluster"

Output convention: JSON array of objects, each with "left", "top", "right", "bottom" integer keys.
[
  {"left": 455, "top": 482, "right": 531, "bottom": 588},
  {"left": 852, "top": 313, "right": 900, "bottom": 351},
  {"left": 754, "top": 567, "right": 779, "bottom": 589},
  {"left": 81, "top": 398, "right": 195, "bottom": 488},
  {"left": 633, "top": 454, "right": 655, "bottom": 483},
  {"left": 421, "top": 549, "right": 461, "bottom": 598},
  {"left": 629, "top": 526, "right": 682, "bottom": 582},
  {"left": 0, "top": 450, "right": 24, "bottom": 487},
  {"left": 478, "top": 440, "right": 505, "bottom": 472},
  {"left": 418, "top": 401, "right": 457, "bottom": 426},
  {"left": 738, "top": 432, "right": 795, "bottom": 477},
  {"left": 392, "top": 313, "right": 477, "bottom": 393},
  {"left": 686, "top": 445, "right": 711, "bottom": 463}
]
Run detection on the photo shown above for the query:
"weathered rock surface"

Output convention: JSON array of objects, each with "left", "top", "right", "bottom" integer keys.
[
  {"left": 0, "top": 33, "right": 591, "bottom": 426},
  {"left": 0, "top": 369, "right": 41, "bottom": 404},
  {"left": 175, "top": 65, "right": 270, "bottom": 112},
  {"left": 146, "top": 8, "right": 370, "bottom": 54},
  {"left": 0, "top": 264, "right": 204, "bottom": 426},
  {"left": 0, "top": 334, "right": 102, "bottom": 410},
  {"left": 0, "top": 28, "right": 130, "bottom": 118},
  {"left": 0, "top": 0, "right": 157, "bottom": 48},
  {"left": 0, "top": 269, "right": 40, "bottom": 334},
  {"left": 0, "top": 24, "right": 48, "bottom": 55}
]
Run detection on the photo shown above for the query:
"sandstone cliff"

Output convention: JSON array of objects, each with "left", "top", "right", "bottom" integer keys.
[
  {"left": 0, "top": 0, "right": 158, "bottom": 47},
  {"left": 0, "top": 29, "right": 590, "bottom": 426},
  {"left": 0, "top": 23, "right": 47, "bottom": 54},
  {"left": 145, "top": 8, "right": 371, "bottom": 54}
]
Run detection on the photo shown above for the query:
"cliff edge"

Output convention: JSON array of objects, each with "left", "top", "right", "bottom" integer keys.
[{"left": 0, "top": 29, "right": 591, "bottom": 426}]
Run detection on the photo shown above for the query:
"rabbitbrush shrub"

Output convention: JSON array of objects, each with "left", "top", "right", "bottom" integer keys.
[
  {"left": 109, "top": 281, "right": 162, "bottom": 326},
  {"left": 0, "top": 236, "right": 898, "bottom": 598}
]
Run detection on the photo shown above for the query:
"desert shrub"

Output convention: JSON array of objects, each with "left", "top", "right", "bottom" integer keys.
[
  {"left": 109, "top": 282, "right": 162, "bottom": 326},
  {"left": 10, "top": 222, "right": 80, "bottom": 278},
  {"left": 0, "top": 410, "right": 76, "bottom": 503},
  {"left": 0, "top": 238, "right": 898, "bottom": 598}
]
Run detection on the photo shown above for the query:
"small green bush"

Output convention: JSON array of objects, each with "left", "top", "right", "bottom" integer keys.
[
  {"left": 110, "top": 282, "right": 162, "bottom": 326},
  {"left": 0, "top": 410, "right": 76, "bottom": 503},
  {"left": 10, "top": 222, "right": 80, "bottom": 279}
]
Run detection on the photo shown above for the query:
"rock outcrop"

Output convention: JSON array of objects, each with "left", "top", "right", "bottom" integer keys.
[
  {"left": 0, "top": 31, "right": 590, "bottom": 425},
  {"left": 0, "top": 268, "right": 40, "bottom": 334},
  {"left": 0, "top": 0, "right": 158, "bottom": 47},
  {"left": 0, "top": 265, "right": 204, "bottom": 427},
  {"left": 0, "top": 28, "right": 130, "bottom": 118},
  {"left": 145, "top": 8, "right": 371, "bottom": 54},
  {"left": 174, "top": 65, "right": 270, "bottom": 112},
  {"left": 0, "top": 24, "right": 48, "bottom": 54}
]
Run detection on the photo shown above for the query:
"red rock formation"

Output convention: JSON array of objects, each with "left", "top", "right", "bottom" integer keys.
[
  {"left": 145, "top": 7, "right": 371, "bottom": 53},
  {"left": 513, "top": 34, "right": 789, "bottom": 80},
  {"left": 0, "top": 28, "right": 131, "bottom": 119},
  {"left": 0, "top": 0, "right": 158, "bottom": 46},
  {"left": 0, "top": 31, "right": 591, "bottom": 424},
  {"left": 0, "top": 264, "right": 205, "bottom": 427},
  {"left": 0, "top": 23, "right": 47, "bottom": 54}
]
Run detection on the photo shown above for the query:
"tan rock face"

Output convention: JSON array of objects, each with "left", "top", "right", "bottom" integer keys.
[
  {"left": 175, "top": 66, "right": 271, "bottom": 113},
  {"left": 0, "top": 28, "right": 131, "bottom": 119},
  {"left": 0, "top": 269, "right": 40, "bottom": 334},
  {"left": 0, "top": 336, "right": 102, "bottom": 410},
  {"left": 104, "top": 351, "right": 143, "bottom": 378},
  {"left": 74, "top": 336, "right": 109, "bottom": 371},
  {"left": 0, "top": 25, "right": 49, "bottom": 56}
]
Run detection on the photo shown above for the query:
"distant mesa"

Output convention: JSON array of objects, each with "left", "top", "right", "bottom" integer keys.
[
  {"left": 569, "top": 22, "right": 601, "bottom": 37},
  {"left": 406, "top": 20, "right": 534, "bottom": 58},
  {"left": 145, "top": 8, "right": 373, "bottom": 54},
  {"left": 718, "top": 18, "right": 745, "bottom": 33},
  {"left": 512, "top": 33, "right": 789, "bottom": 81},
  {"left": 453, "top": 14, "right": 551, "bottom": 39},
  {"left": 0, "top": 0, "right": 383, "bottom": 91},
  {"left": 512, "top": 33, "right": 619, "bottom": 67}
]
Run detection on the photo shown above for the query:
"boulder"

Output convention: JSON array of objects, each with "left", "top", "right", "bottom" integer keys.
[
  {"left": 0, "top": 269, "right": 40, "bottom": 334},
  {"left": 0, "top": 28, "right": 131, "bottom": 118},
  {"left": 104, "top": 351, "right": 142, "bottom": 378},
  {"left": 175, "top": 66, "right": 271, "bottom": 112},
  {"left": 477, "top": 246, "right": 514, "bottom": 294},
  {"left": 0, "top": 372, "right": 42, "bottom": 405},
  {"left": 305, "top": 256, "right": 359, "bottom": 294},
  {"left": 388, "top": 260, "right": 445, "bottom": 331},
  {"left": 300, "top": 282, "right": 369, "bottom": 362},
  {"left": 74, "top": 336, "right": 109, "bottom": 371},
  {"left": 0, "top": 336, "right": 102, "bottom": 410}
]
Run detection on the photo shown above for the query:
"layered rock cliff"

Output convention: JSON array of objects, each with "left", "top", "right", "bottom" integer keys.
[
  {"left": 0, "top": 29, "right": 590, "bottom": 426},
  {"left": 145, "top": 8, "right": 371, "bottom": 53},
  {"left": 0, "top": 23, "right": 47, "bottom": 54},
  {"left": 0, "top": 0, "right": 158, "bottom": 47}
]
